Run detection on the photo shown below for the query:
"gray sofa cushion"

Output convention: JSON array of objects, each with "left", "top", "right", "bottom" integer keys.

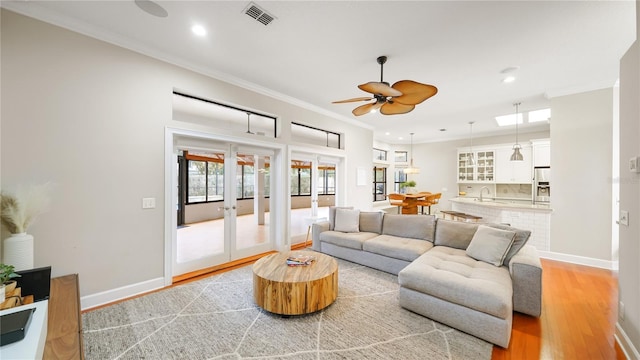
[
  {"left": 399, "top": 246, "right": 513, "bottom": 319},
  {"left": 486, "top": 223, "right": 532, "bottom": 265},
  {"left": 328, "top": 206, "right": 353, "bottom": 230},
  {"left": 363, "top": 235, "right": 434, "bottom": 262},
  {"left": 434, "top": 219, "right": 480, "bottom": 249},
  {"left": 359, "top": 211, "right": 384, "bottom": 234},
  {"left": 319, "top": 231, "right": 378, "bottom": 250},
  {"left": 382, "top": 214, "right": 436, "bottom": 241}
]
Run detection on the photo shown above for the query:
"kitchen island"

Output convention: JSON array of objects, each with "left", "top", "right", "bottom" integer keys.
[{"left": 449, "top": 197, "right": 552, "bottom": 252}]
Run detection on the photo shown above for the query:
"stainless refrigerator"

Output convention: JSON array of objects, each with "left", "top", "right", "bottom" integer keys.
[{"left": 533, "top": 167, "right": 551, "bottom": 203}]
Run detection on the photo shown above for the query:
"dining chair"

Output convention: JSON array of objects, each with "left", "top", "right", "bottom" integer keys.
[
  {"left": 417, "top": 193, "right": 442, "bottom": 215},
  {"left": 388, "top": 193, "right": 408, "bottom": 214}
]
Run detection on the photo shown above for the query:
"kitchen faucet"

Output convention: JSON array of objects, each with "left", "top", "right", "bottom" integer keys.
[{"left": 479, "top": 186, "right": 491, "bottom": 202}]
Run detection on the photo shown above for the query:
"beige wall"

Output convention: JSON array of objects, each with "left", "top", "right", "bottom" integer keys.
[
  {"left": 617, "top": 1, "right": 640, "bottom": 354},
  {"left": 550, "top": 89, "right": 614, "bottom": 262},
  {"left": 0, "top": 10, "right": 371, "bottom": 298}
]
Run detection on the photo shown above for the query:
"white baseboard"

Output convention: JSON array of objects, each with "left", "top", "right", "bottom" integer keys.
[
  {"left": 80, "top": 277, "right": 165, "bottom": 311},
  {"left": 538, "top": 250, "right": 617, "bottom": 270},
  {"left": 616, "top": 322, "right": 640, "bottom": 360}
]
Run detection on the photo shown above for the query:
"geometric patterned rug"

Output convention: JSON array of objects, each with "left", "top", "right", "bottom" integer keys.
[{"left": 82, "top": 257, "right": 492, "bottom": 359}]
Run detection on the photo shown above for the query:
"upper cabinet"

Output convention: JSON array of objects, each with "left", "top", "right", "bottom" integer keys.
[
  {"left": 458, "top": 150, "right": 494, "bottom": 182},
  {"left": 531, "top": 139, "right": 551, "bottom": 167},
  {"left": 495, "top": 145, "right": 532, "bottom": 183}
]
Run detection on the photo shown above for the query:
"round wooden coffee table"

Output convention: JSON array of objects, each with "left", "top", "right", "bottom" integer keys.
[{"left": 253, "top": 251, "right": 338, "bottom": 315}]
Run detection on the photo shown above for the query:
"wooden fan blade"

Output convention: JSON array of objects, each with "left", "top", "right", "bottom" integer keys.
[
  {"left": 358, "top": 82, "right": 403, "bottom": 97},
  {"left": 391, "top": 80, "right": 438, "bottom": 105},
  {"left": 380, "top": 101, "right": 415, "bottom": 115},
  {"left": 352, "top": 102, "right": 382, "bottom": 116},
  {"left": 332, "top": 97, "right": 374, "bottom": 104}
]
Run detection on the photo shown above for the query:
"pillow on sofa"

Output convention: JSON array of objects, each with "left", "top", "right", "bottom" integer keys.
[
  {"left": 359, "top": 211, "right": 383, "bottom": 233},
  {"left": 334, "top": 208, "right": 361, "bottom": 233},
  {"left": 466, "top": 225, "right": 517, "bottom": 266},
  {"left": 329, "top": 206, "right": 354, "bottom": 230},
  {"left": 434, "top": 219, "right": 480, "bottom": 249},
  {"left": 486, "top": 223, "right": 532, "bottom": 265}
]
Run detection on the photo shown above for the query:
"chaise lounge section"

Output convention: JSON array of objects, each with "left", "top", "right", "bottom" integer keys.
[{"left": 311, "top": 207, "right": 542, "bottom": 348}]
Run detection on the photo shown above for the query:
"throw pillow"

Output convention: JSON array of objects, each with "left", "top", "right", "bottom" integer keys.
[
  {"left": 329, "top": 206, "right": 354, "bottom": 230},
  {"left": 334, "top": 208, "right": 360, "bottom": 233},
  {"left": 466, "top": 225, "right": 517, "bottom": 266}
]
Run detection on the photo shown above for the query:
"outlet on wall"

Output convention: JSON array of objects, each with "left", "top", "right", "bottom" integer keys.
[{"left": 619, "top": 210, "right": 629, "bottom": 226}]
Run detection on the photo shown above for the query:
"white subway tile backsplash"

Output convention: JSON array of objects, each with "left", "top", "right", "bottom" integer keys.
[{"left": 450, "top": 203, "right": 551, "bottom": 252}]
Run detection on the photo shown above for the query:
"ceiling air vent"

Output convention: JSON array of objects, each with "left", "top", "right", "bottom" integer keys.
[{"left": 244, "top": 2, "right": 276, "bottom": 26}]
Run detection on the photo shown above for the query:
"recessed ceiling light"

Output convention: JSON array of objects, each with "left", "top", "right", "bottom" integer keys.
[
  {"left": 398, "top": 137, "right": 404, "bottom": 140},
  {"left": 192, "top": 24, "right": 207, "bottom": 36},
  {"left": 385, "top": 132, "right": 391, "bottom": 135},
  {"left": 134, "top": 0, "right": 168, "bottom": 18},
  {"left": 502, "top": 76, "right": 516, "bottom": 83}
]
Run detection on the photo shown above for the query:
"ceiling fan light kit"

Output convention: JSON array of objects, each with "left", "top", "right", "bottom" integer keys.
[
  {"left": 510, "top": 102, "right": 524, "bottom": 161},
  {"left": 333, "top": 56, "right": 438, "bottom": 116}
]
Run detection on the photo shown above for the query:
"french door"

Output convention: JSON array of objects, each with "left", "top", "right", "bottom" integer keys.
[{"left": 172, "top": 142, "right": 274, "bottom": 277}]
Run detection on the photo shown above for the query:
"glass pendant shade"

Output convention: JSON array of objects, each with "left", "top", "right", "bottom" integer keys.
[
  {"left": 405, "top": 133, "right": 420, "bottom": 174},
  {"left": 467, "top": 121, "right": 475, "bottom": 166}
]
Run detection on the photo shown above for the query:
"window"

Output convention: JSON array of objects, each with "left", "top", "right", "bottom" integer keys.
[
  {"left": 185, "top": 152, "right": 269, "bottom": 203},
  {"left": 373, "top": 148, "right": 387, "bottom": 161},
  {"left": 395, "top": 151, "right": 408, "bottom": 162},
  {"left": 373, "top": 167, "right": 387, "bottom": 202},
  {"left": 317, "top": 167, "right": 336, "bottom": 195},
  {"left": 394, "top": 169, "right": 408, "bottom": 193},
  {"left": 291, "top": 122, "right": 341, "bottom": 149},
  {"left": 187, "top": 159, "right": 223, "bottom": 203},
  {"left": 291, "top": 161, "right": 312, "bottom": 195}
]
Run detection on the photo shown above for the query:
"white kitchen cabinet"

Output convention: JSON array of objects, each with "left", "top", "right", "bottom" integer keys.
[
  {"left": 458, "top": 150, "right": 494, "bottom": 182},
  {"left": 532, "top": 139, "right": 551, "bottom": 167},
  {"left": 495, "top": 145, "right": 532, "bottom": 183}
]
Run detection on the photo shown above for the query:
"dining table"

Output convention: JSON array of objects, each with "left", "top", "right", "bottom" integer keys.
[{"left": 400, "top": 193, "right": 428, "bottom": 214}]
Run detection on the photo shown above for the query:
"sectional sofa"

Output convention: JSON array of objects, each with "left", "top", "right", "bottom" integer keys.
[{"left": 311, "top": 207, "right": 542, "bottom": 348}]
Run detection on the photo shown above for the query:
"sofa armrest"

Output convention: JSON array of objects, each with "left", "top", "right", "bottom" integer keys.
[
  {"left": 311, "top": 221, "right": 331, "bottom": 251},
  {"left": 509, "top": 245, "right": 542, "bottom": 317}
]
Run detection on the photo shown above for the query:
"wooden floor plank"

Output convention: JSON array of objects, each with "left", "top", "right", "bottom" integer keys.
[{"left": 492, "top": 259, "right": 624, "bottom": 360}]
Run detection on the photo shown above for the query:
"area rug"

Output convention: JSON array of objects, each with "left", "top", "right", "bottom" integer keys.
[{"left": 82, "top": 257, "right": 492, "bottom": 359}]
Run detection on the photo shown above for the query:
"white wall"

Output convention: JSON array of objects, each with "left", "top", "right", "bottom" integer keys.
[
  {"left": 550, "top": 89, "right": 615, "bottom": 262},
  {"left": 0, "top": 10, "right": 372, "bottom": 298},
  {"left": 617, "top": 2, "right": 640, "bottom": 355}
]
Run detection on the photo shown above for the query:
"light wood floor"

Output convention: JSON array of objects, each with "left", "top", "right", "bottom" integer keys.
[{"left": 492, "top": 259, "right": 624, "bottom": 359}]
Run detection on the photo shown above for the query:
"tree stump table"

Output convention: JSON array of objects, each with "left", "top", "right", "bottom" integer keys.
[{"left": 253, "top": 251, "right": 338, "bottom": 315}]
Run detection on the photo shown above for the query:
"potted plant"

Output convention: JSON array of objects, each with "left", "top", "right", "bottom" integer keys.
[
  {"left": 0, "top": 263, "right": 21, "bottom": 303},
  {"left": 400, "top": 180, "right": 417, "bottom": 194},
  {"left": 1, "top": 183, "right": 51, "bottom": 271}
]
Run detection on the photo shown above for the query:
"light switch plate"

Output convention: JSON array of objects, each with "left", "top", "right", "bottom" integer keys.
[
  {"left": 142, "top": 197, "right": 156, "bottom": 209},
  {"left": 620, "top": 210, "right": 629, "bottom": 226}
]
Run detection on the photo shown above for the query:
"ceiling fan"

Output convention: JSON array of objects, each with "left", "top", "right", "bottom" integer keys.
[{"left": 333, "top": 56, "right": 438, "bottom": 116}]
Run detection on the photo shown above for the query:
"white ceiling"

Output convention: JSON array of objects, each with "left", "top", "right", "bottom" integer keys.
[{"left": 3, "top": 0, "right": 636, "bottom": 144}]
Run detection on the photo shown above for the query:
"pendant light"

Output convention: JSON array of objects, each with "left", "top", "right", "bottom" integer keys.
[
  {"left": 510, "top": 102, "right": 524, "bottom": 161},
  {"left": 468, "top": 121, "right": 476, "bottom": 166},
  {"left": 404, "top": 133, "right": 420, "bottom": 174}
]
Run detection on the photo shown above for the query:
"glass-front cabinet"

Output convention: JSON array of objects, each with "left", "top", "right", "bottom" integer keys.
[{"left": 458, "top": 150, "right": 494, "bottom": 182}]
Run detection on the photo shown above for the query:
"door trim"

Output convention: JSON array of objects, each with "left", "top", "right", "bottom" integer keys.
[{"left": 164, "top": 127, "right": 287, "bottom": 286}]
